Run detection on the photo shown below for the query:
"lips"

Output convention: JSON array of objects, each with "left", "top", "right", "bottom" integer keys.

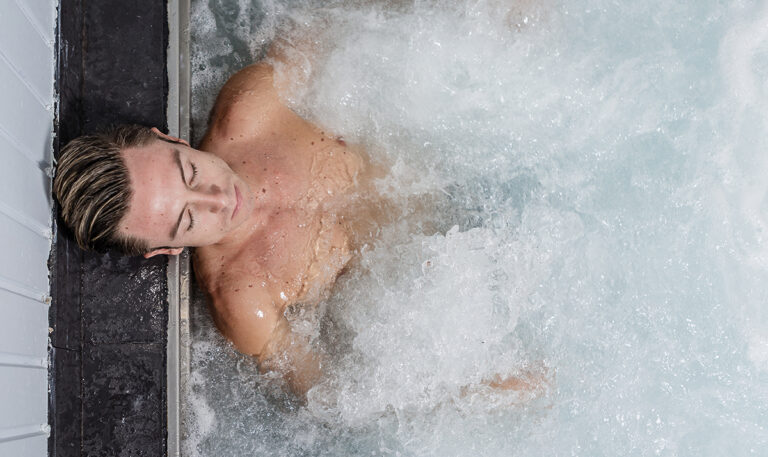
[{"left": 232, "top": 184, "right": 241, "bottom": 220}]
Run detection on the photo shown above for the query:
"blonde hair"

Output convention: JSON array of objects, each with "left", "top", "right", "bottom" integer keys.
[{"left": 53, "top": 124, "right": 158, "bottom": 255}]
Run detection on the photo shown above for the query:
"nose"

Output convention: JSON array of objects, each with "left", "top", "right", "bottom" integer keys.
[{"left": 195, "top": 184, "right": 228, "bottom": 213}]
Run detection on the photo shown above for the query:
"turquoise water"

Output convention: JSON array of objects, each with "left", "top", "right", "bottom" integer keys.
[{"left": 185, "top": 1, "right": 768, "bottom": 455}]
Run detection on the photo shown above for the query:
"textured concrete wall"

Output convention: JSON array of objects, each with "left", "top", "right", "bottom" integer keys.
[{"left": 50, "top": 1, "right": 169, "bottom": 456}]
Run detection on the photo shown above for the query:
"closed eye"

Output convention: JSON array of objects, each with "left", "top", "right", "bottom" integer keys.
[
  {"left": 190, "top": 162, "right": 199, "bottom": 184},
  {"left": 187, "top": 208, "right": 195, "bottom": 231}
]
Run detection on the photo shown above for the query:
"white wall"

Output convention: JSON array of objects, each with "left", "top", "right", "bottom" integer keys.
[{"left": 0, "top": 0, "right": 57, "bottom": 455}]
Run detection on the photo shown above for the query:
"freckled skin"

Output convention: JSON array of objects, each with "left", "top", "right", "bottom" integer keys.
[
  {"left": 119, "top": 62, "right": 542, "bottom": 399},
  {"left": 120, "top": 140, "right": 254, "bottom": 249},
  {"left": 120, "top": 62, "right": 387, "bottom": 396},
  {"left": 196, "top": 64, "right": 375, "bottom": 339}
]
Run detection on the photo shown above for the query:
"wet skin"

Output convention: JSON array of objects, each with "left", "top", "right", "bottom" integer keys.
[
  {"left": 120, "top": 139, "right": 258, "bottom": 250},
  {"left": 119, "top": 63, "right": 376, "bottom": 395},
  {"left": 119, "top": 62, "right": 547, "bottom": 399}
]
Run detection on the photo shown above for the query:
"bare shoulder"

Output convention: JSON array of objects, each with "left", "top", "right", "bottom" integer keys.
[
  {"left": 194, "top": 249, "right": 282, "bottom": 357},
  {"left": 201, "top": 62, "right": 292, "bottom": 147},
  {"left": 218, "top": 62, "right": 277, "bottom": 101}
]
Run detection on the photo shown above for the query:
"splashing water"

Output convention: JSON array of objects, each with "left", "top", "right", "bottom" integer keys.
[{"left": 184, "top": 1, "right": 768, "bottom": 455}]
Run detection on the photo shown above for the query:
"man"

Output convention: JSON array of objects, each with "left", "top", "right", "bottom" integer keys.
[
  {"left": 54, "top": 61, "right": 544, "bottom": 399},
  {"left": 55, "top": 60, "right": 377, "bottom": 395}
]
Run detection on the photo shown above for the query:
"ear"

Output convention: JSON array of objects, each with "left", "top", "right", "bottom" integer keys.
[
  {"left": 150, "top": 127, "right": 190, "bottom": 147},
  {"left": 143, "top": 247, "right": 184, "bottom": 258}
]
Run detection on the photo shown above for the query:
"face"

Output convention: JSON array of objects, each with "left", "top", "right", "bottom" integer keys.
[{"left": 119, "top": 133, "right": 255, "bottom": 257}]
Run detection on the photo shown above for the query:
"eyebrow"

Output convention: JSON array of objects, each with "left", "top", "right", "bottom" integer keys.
[{"left": 170, "top": 148, "right": 188, "bottom": 240}]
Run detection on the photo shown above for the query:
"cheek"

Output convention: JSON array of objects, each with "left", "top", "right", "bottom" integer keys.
[{"left": 201, "top": 212, "right": 227, "bottom": 232}]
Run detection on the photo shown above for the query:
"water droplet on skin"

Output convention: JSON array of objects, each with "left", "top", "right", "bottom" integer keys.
[
  {"left": 280, "top": 291, "right": 288, "bottom": 300},
  {"left": 257, "top": 310, "right": 264, "bottom": 318}
]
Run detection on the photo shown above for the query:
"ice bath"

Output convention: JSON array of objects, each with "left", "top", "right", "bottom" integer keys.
[{"left": 182, "top": 0, "right": 768, "bottom": 455}]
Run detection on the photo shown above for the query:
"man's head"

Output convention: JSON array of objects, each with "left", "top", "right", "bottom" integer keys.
[
  {"left": 54, "top": 125, "right": 155, "bottom": 255},
  {"left": 54, "top": 124, "right": 254, "bottom": 257}
]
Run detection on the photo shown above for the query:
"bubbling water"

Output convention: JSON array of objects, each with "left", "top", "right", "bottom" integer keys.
[{"left": 185, "top": 1, "right": 768, "bottom": 456}]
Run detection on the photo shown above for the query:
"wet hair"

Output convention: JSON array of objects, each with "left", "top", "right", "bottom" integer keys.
[{"left": 53, "top": 124, "right": 159, "bottom": 256}]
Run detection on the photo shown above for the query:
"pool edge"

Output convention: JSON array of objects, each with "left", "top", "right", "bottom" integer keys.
[{"left": 166, "top": 0, "right": 191, "bottom": 456}]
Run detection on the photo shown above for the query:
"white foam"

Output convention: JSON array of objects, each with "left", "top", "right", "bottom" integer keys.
[
  {"left": 186, "top": 0, "right": 768, "bottom": 454},
  {"left": 719, "top": 1, "right": 768, "bottom": 110},
  {"left": 305, "top": 204, "right": 579, "bottom": 425},
  {"left": 748, "top": 332, "right": 768, "bottom": 372},
  {"left": 181, "top": 361, "right": 217, "bottom": 457}
]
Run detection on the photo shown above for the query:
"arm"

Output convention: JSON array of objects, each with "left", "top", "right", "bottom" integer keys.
[
  {"left": 211, "top": 276, "right": 324, "bottom": 398},
  {"left": 199, "top": 60, "right": 322, "bottom": 158},
  {"left": 205, "top": 30, "right": 323, "bottom": 140},
  {"left": 459, "top": 368, "right": 552, "bottom": 404},
  {"left": 265, "top": 33, "right": 324, "bottom": 91},
  {"left": 208, "top": 30, "right": 321, "bottom": 130},
  {"left": 199, "top": 62, "right": 288, "bottom": 147}
]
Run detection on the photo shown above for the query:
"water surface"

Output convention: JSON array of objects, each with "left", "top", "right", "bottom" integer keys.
[{"left": 184, "top": 1, "right": 768, "bottom": 455}]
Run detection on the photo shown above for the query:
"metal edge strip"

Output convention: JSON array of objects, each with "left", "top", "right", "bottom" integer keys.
[{"left": 167, "top": 0, "right": 191, "bottom": 455}]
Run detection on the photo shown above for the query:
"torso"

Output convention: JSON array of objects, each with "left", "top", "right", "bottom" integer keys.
[{"left": 192, "top": 71, "right": 366, "bottom": 320}]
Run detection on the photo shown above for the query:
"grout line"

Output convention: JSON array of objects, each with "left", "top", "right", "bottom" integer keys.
[
  {"left": 77, "top": 3, "right": 86, "bottom": 456},
  {"left": 0, "top": 351, "right": 47, "bottom": 369},
  {"left": 0, "top": 201, "right": 53, "bottom": 240},
  {"left": 12, "top": 0, "right": 55, "bottom": 50},
  {"left": 0, "top": 121, "right": 53, "bottom": 172},
  {"left": 0, "top": 424, "right": 50, "bottom": 443},
  {"left": 0, "top": 274, "right": 50, "bottom": 304},
  {"left": 0, "top": 48, "right": 53, "bottom": 110}
]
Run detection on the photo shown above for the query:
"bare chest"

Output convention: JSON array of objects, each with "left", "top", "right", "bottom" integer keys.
[
  {"left": 197, "top": 207, "right": 351, "bottom": 309},
  {"left": 197, "top": 137, "right": 362, "bottom": 307},
  {"left": 225, "top": 134, "right": 362, "bottom": 209}
]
